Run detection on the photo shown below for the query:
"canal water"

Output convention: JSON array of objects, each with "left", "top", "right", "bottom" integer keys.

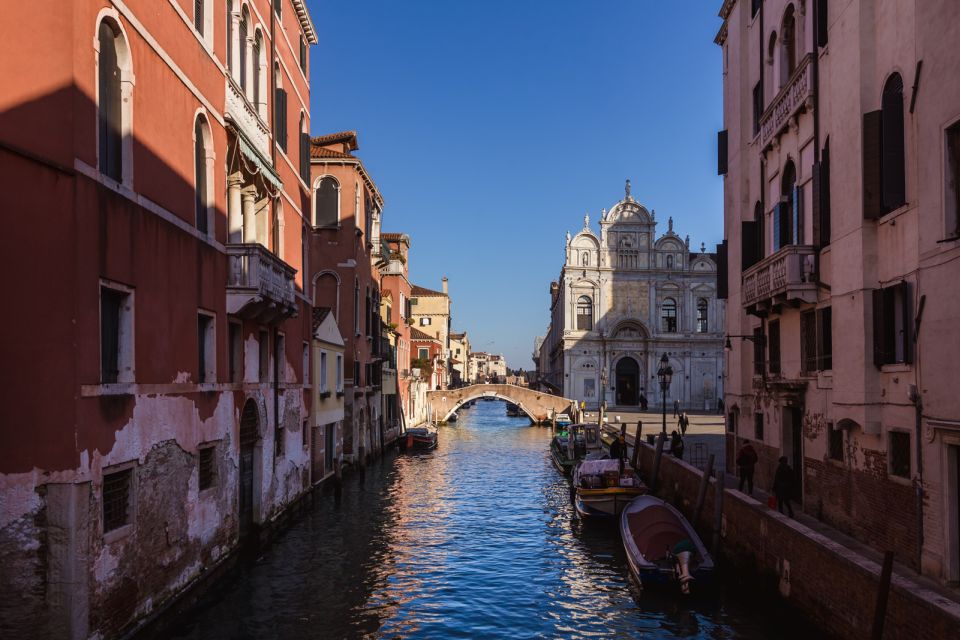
[{"left": 168, "top": 400, "right": 816, "bottom": 639}]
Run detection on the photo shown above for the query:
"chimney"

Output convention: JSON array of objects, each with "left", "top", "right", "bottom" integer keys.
[{"left": 441, "top": 277, "right": 448, "bottom": 295}]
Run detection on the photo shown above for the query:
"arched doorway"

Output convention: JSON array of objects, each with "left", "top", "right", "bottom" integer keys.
[
  {"left": 238, "top": 399, "right": 259, "bottom": 537},
  {"left": 615, "top": 357, "right": 639, "bottom": 406}
]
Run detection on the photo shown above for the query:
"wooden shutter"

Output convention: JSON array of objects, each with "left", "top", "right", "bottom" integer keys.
[
  {"left": 741, "top": 221, "right": 758, "bottom": 271},
  {"left": 793, "top": 186, "right": 802, "bottom": 244},
  {"left": 812, "top": 160, "right": 822, "bottom": 246},
  {"left": 872, "top": 288, "right": 885, "bottom": 368},
  {"left": 716, "top": 241, "right": 728, "bottom": 299},
  {"left": 816, "top": 0, "right": 828, "bottom": 47},
  {"left": 772, "top": 203, "right": 782, "bottom": 252},
  {"left": 863, "top": 110, "right": 884, "bottom": 219},
  {"left": 882, "top": 77, "right": 906, "bottom": 212},
  {"left": 817, "top": 306, "right": 833, "bottom": 370},
  {"left": 718, "top": 130, "right": 728, "bottom": 175},
  {"left": 899, "top": 281, "right": 913, "bottom": 364}
]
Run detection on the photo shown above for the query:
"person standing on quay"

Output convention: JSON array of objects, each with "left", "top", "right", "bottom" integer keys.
[
  {"left": 673, "top": 399, "right": 680, "bottom": 418},
  {"left": 736, "top": 441, "right": 758, "bottom": 495},
  {"left": 669, "top": 430, "right": 684, "bottom": 460},
  {"left": 639, "top": 393, "right": 648, "bottom": 411},
  {"left": 773, "top": 456, "right": 795, "bottom": 518}
]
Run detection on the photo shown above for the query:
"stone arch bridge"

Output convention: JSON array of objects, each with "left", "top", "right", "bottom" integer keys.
[{"left": 426, "top": 384, "right": 576, "bottom": 424}]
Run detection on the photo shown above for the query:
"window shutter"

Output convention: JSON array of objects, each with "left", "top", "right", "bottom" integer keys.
[
  {"left": 899, "top": 281, "right": 913, "bottom": 364},
  {"left": 816, "top": 0, "right": 828, "bottom": 47},
  {"left": 716, "top": 240, "right": 728, "bottom": 299},
  {"left": 718, "top": 130, "right": 728, "bottom": 175},
  {"left": 741, "top": 221, "right": 758, "bottom": 270},
  {"left": 872, "top": 288, "right": 885, "bottom": 368},
  {"left": 772, "top": 203, "right": 782, "bottom": 252},
  {"left": 793, "top": 185, "right": 802, "bottom": 244},
  {"left": 812, "top": 160, "right": 822, "bottom": 246},
  {"left": 863, "top": 110, "right": 884, "bottom": 219}
]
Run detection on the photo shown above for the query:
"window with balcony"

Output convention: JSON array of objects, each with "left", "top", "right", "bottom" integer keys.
[
  {"left": 576, "top": 295, "right": 593, "bottom": 331},
  {"left": 945, "top": 121, "right": 960, "bottom": 238},
  {"left": 696, "top": 298, "right": 708, "bottom": 333},
  {"left": 314, "top": 176, "right": 340, "bottom": 226},
  {"left": 872, "top": 281, "right": 912, "bottom": 367},
  {"left": 768, "top": 319, "right": 781, "bottom": 375},
  {"left": 774, "top": 160, "right": 801, "bottom": 251},
  {"left": 661, "top": 298, "right": 677, "bottom": 333}
]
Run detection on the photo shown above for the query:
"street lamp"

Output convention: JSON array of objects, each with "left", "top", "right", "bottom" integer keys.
[{"left": 657, "top": 353, "right": 673, "bottom": 434}]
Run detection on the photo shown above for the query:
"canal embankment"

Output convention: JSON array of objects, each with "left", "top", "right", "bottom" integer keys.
[{"left": 624, "top": 433, "right": 960, "bottom": 640}]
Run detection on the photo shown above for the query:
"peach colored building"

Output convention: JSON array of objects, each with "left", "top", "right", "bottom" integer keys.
[
  {"left": 0, "top": 1, "right": 317, "bottom": 637},
  {"left": 717, "top": 0, "right": 960, "bottom": 583}
]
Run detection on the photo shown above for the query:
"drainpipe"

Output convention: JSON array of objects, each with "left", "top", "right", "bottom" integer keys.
[
  {"left": 909, "top": 384, "right": 924, "bottom": 573},
  {"left": 269, "top": 2, "right": 276, "bottom": 168}
]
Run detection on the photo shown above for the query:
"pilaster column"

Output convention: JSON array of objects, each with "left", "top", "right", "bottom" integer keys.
[
  {"left": 228, "top": 176, "right": 243, "bottom": 243},
  {"left": 229, "top": 12, "right": 241, "bottom": 83},
  {"left": 242, "top": 190, "right": 256, "bottom": 244}
]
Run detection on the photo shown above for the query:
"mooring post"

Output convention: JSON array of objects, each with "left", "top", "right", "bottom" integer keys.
[
  {"left": 693, "top": 453, "right": 715, "bottom": 526},
  {"left": 650, "top": 433, "right": 665, "bottom": 493},
  {"left": 870, "top": 551, "right": 895, "bottom": 640},
  {"left": 631, "top": 421, "right": 642, "bottom": 471},
  {"left": 712, "top": 470, "right": 725, "bottom": 556}
]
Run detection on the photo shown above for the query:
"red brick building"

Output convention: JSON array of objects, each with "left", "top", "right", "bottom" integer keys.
[
  {"left": 307, "top": 131, "right": 386, "bottom": 463},
  {"left": 380, "top": 233, "right": 414, "bottom": 424},
  {"left": 0, "top": 1, "right": 317, "bottom": 637}
]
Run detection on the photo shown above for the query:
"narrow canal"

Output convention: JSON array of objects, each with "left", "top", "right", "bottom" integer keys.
[{"left": 169, "top": 400, "right": 816, "bottom": 639}]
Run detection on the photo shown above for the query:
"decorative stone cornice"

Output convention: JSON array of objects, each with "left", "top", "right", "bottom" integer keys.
[{"left": 291, "top": 0, "right": 318, "bottom": 44}]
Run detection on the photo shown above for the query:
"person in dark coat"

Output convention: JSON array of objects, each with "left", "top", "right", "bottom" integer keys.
[
  {"left": 736, "top": 442, "right": 758, "bottom": 495},
  {"left": 773, "top": 456, "right": 795, "bottom": 517},
  {"left": 609, "top": 433, "right": 627, "bottom": 474},
  {"left": 669, "top": 430, "right": 685, "bottom": 460},
  {"left": 678, "top": 412, "right": 689, "bottom": 436},
  {"left": 639, "top": 393, "right": 648, "bottom": 411},
  {"left": 673, "top": 399, "right": 681, "bottom": 418}
]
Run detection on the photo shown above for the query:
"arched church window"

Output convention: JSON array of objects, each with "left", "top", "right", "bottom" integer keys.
[
  {"left": 697, "top": 298, "right": 708, "bottom": 333},
  {"left": 576, "top": 295, "right": 593, "bottom": 331},
  {"left": 666, "top": 254, "right": 674, "bottom": 270},
  {"left": 661, "top": 298, "right": 677, "bottom": 333}
]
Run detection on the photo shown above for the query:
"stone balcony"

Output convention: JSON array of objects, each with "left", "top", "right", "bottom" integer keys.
[
  {"left": 742, "top": 244, "right": 817, "bottom": 316},
  {"left": 226, "top": 244, "right": 298, "bottom": 323},
  {"left": 759, "top": 53, "right": 813, "bottom": 149},
  {"left": 224, "top": 78, "right": 270, "bottom": 158}
]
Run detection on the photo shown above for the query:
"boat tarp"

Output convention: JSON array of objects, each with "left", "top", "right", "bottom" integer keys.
[
  {"left": 626, "top": 505, "right": 691, "bottom": 562},
  {"left": 578, "top": 459, "right": 623, "bottom": 475}
]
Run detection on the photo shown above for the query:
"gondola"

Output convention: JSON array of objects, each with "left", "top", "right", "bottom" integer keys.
[{"left": 399, "top": 426, "right": 438, "bottom": 451}]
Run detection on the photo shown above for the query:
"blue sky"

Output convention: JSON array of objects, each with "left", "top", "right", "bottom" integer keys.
[{"left": 306, "top": 1, "right": 724, "bottom": 369}]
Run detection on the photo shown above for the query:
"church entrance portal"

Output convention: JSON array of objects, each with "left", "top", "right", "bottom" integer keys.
[{"left": 615, "top": 357, "right": 639, "bottom": 406}]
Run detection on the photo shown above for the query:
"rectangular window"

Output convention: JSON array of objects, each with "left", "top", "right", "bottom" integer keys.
[
  {"left": 889, "top": 431, "right": 911, "bottom": 478},
  {"left": 754, "top": 412, "right": 764, "bottom": 441},
  {"left": 302, "top": 419, "right": 309, "bottom": 450},
  {"left": 228, "top": 321, "right": 242, "bottom": 382},
  {"left": 751, "top": 0, "right": 761, "bottom": 18},
  {"left": 299, "top": 37, "right": 307, "bottom": 73},
  {"left": 741, "top": 221, "right": 759, "bottom": 271},
  {"left": 336, "top": 354, "right": 343, "bottom": 391},
  {"left": 753, "top": 327, "right": 765, "bottom": 376},
  {"left": 418, "top": 347, "right": 429, "bottom": 360},
  {"left": 275, "top": 333, "right": 285, "bottom": 383},
  {"left": 100, "top": 285, "right": 133, "bottom": 384},
  {"left": 259, "top": 330, "right": 269, "bottom": 382},
  {"left": 320, "top": 350, "right": 328, "bottom": 392},
  {"left": 274, "top": 0, "right": 281, "bottom": 18},
  {"left": 817, "top": 0, "right": 829, "bottom": 47},
  {"left": 195, "top": 0, "right": 204, "bottom": 35},
  {"left": 198, "top": 445, "right": 216, "bottom": 490},
  {"left": 818, "top": 307, "right": 833, "bottom": 370},
  {"left": 768, "top": 320, "right": 781, "bottom": 375},
  {"left": 354, "top": 360, "right": 360, "bottom": 385},
  {"left": 863, "top": 110, "right": 884, "bottom": 219},
  {"left": 827, "top": 423, "right": 843, "bottom": 461},
  {"left": 717, "top": 129, "right": 728, "bottom": 175},
  {"left": 815, "top": 144, "right": 832, "bottom": 246},
  {"left": 872, "top": 282, "right": 912, "bottom": 367},
  {"left": 800, "top": 310, "right": 817, "bottom": 374},
  {"left": 275, "top": 88, "right": 288, "bottom": 152},
  {"left": 728, "top": 411, "right": 736, "bottom": 433},
  {"left": 197, "top": 313, "right": 214, "bottom": 383},
  {"left": 102, "top": 467, "right": 133, "bottom": 532},
  {"left": 946, "top": 121, "right": 960, "bottom": 238}
]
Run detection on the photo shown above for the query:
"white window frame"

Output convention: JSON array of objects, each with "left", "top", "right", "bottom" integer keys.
[
  {"left": 197, "top": 309, "right": 216, "bottom": 384},
  {"left": 335, "top": 353, "right": 343, "bottom": 392},
  {"left": 320, "top": 349, "right": 328, "bottom": 393}
]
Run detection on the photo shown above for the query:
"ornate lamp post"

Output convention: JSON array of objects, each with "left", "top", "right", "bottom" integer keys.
[{"left": 657, "top": 353, "right": 673, "bottom": 434}]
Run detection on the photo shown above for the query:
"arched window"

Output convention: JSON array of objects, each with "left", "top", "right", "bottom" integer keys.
[
  {"left": 238, "top": 8, "right": 248, "bottom": 91},
  {"left": 697, "top": 298, "right": 709, "bottom": 333},
  {"left": 299, "top": 112, "right": 310, "bottom": 184},
  {"left": 274, "top": 63, "right": 287, "bottom": 151},
  {"left": 666, "top": 254, "right": 674, "bottom": 270},
  {"left": 775, "top": 160, "right": 799, "bottom": 250},
  {"left": 226, "top": 1, "right": 233, "bottom": 69},
  {"left": 767, "top": 31, "right": 779, "bottom": 95},
  {"left": 314, "top": 176, "right": 339, "bottom": 226},
  {"left": 881, "top": 73, "right": 906, "bottom": 212},
  {"left": 354, "top": 279, "right": 360, "bottom": 335},
  {"left": 576, "top": 295, "right": 593, "bottom": 331},
  {"left": 194, "top": 115, "right": 212, "bottom": 233},
  {"left": 98, "top": 20, "right": 123, "bottom": 181},
  {"left": 252, "top": 30, "right": 262, "bottom": 107},
  {"left": 661, "top": 298, "right": 677, "bottom": 333},
  {"left": 313, "top": 272, "right": 339, "bottom": 318},
  {"left": 781, "top": 5, "right": 797, "bottom": 81}
]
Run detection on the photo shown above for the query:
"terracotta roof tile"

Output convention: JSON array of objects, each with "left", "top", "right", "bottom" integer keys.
[
  {"left": 310, "top": 146, "right": 355, "bottom": 159},
  {"left": 311, "top": 131, "right": 358, "bottom": 148},
  {"left": 410, "top": 327, "right": 439, "bottom": 341},
  {"left": 311, "top": 307, "right": 331, "bottom": 332},
  {"left": 411, "top": 284, "right": 447, "bottom": 297}
]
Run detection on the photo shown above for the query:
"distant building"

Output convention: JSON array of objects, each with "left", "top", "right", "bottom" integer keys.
[
  {"left": 449, "top": 331, "right": 471, "bottom": 386},
  {"left": 539, "top": 183, "right": 725, "bottom": 410},
  {"left": 470, "top": 352, "right": 507, "bottom": 383},
  {"left": 410, "top": 279, "right": 452, "bottom": 389},
  {"left": 411, "top": 327, "right": 446, "bottom": 390},
  {"left": 717, "top": 0, "right": 960, "bottom": 582},
  {"left": 311, "top": 309, "right": 346, "bottom": 481}
]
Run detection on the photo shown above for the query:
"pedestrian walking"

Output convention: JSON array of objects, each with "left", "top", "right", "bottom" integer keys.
[
  {"left": 669, "top": 430, "right": 685, "bottom": 460},
  {"left": 639, "top": 393, "right": 648, "bottom": 411},
  {"left": 678, "top": 412, "right": 689, "bottom": 436},
  {"left": 736, "top": 442, "right": 758, "bottom": 495},
  {"left": 773, "top": 456, "right": 795, "bottom": 518},
  {"left": 673, "top": 399, "right": 680, "bottom": 418}
]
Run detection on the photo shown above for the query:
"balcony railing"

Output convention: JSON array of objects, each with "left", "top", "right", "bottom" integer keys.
[
  {"left": 380, "top": 259, "right": 404, "bottom": 276},
  {"left": 225, "top": 78, "right": 270, "bottom": 158},
  {"left": 742, "top": 244, "right": 817, "bottom": 314},
  {"left": 226, "top": 243, "right": 298, "bottom": 323},
  {"left": 759, "top": 53, "right": 813, "bottom": 148}
]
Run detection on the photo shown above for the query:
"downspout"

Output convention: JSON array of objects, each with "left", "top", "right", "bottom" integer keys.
[{"left": 269, "top": 2, "right": 277, "bottom": 168}]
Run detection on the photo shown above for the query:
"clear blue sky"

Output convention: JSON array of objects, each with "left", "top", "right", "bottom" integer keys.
[{"left": 306, "top": 1, "right": 724, "bottom": 369}]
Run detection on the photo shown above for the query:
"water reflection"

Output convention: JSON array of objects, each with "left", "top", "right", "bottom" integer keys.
[{"left": 168, "top": 400, "right": 816, "bottom": 639}]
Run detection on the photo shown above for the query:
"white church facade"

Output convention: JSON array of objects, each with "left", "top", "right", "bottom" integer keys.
[{"left": 537, "top": 182, "right": 725, "bottom": 411}]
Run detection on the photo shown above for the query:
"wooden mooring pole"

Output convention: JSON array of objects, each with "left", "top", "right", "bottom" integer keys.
[
  {"left": 631, "top": 422, "right": 642, "bottom": 470},
  {"left": 693, "top": 453, "right": 715, "bottom": 526},
  {"left": 712, "top": 470, "right": 725, "bottom": 556},
  {"left": 650, "top": 433, "right": 665, "bottom": 493},
  {"left": 870, "top": 551, "right": 895, "bottom": 640}
]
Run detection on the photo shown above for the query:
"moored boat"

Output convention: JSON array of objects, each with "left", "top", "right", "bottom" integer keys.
[
  {"left": 400, "top": 426, "right": 438, "bottom": 451},
  {"left": 573, "top": 458, "right": 647, "bottom": 518},
  {"left": 554, "top": 413, "right": 572, "bottom": 427},
  {"left": 620, "top": 495, "right": 714, "bottom": 594},
  {"left": 550, "top": 423, "right": 603, "bottom": 475}
]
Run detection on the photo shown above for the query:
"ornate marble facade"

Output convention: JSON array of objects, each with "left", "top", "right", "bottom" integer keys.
[{"left": 540, "top": 182, "right": 725, "bottom": 411}]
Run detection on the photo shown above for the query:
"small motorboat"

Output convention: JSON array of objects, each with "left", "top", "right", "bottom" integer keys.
[
  {"left": 555, "top": 413, "right": 572, "bottom": 427},
  {"left": 620, "top": 495, "right": 715, "bottom": 594},
  {"left": 400, "top": 426, "right": 438, "bottom": 451},
  {"left": 573, "top": 458, "right": 647, "bottom": 518},
  {"left": 550, "top": 423, "right": 603, "bottom": 475}
]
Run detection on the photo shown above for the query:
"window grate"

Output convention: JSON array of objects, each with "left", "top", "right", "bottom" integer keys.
[
  {"left": 198, "top": 446, "right": 215, "bottom": 490},
  {"left": 103, "top": 468, "right": 132, "bottom": 532}
]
